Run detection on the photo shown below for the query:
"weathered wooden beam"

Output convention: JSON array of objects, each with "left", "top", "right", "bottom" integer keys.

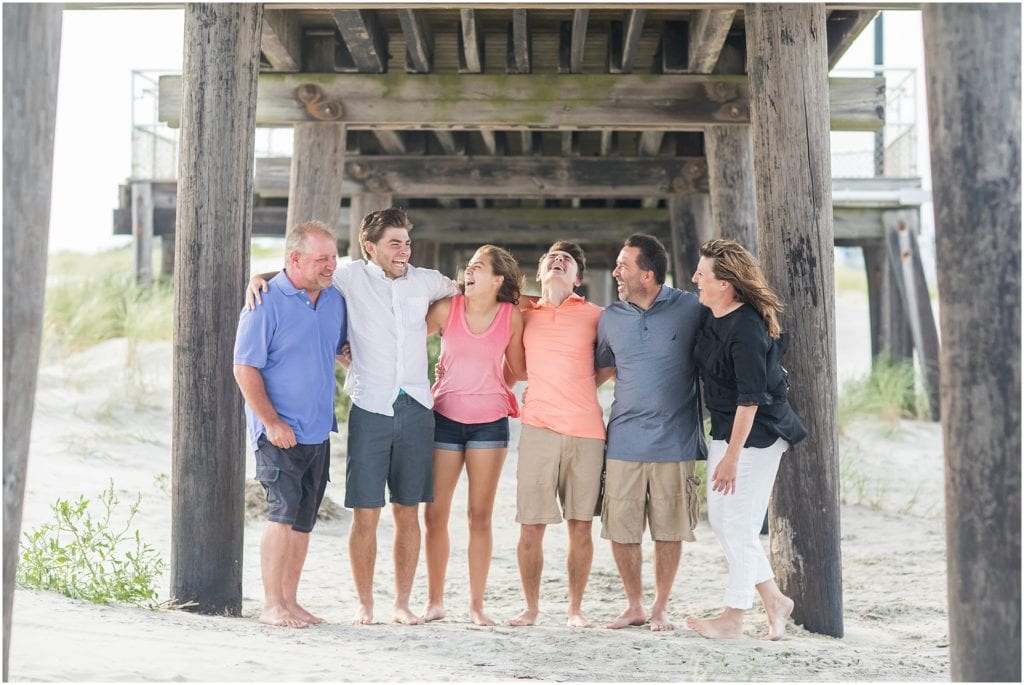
[
  {"left": 159, "top": 73, "right": 884, "bottom": 132},
  {"left": 459, "top": 9, "right": 483, "bottom": 73},
  {"left": 638, "top": 131, "right": 665, "bottom": 156},
  {"left": 705, "top": 125, "right": 757, "bottom": 249},
  {"left": 826, "top": 10, "right": 878, "bottom": 70},
  {"left": 288, "top": 123, "right": 346, "bottom": 231},
  {"left": 669, "top": 195, "right": 712, "bottom": 290},
  {"left": 520, "top": 130, "right": 535, "bottom": 155},
  {"left": 331, "top": 9, "right": 387, "bottom": 73},
  {"left": 2, "top": 6, "right": 62, "bottom": 678},
  {"left": 261, "top": 9, "right": 301, "bottom": 72},
  {"left": 608, "top": 10, "right": 647, "bottom": 74},
  {"left": 600, "top": 130, "right": 616, "bottom": 156},
  {"left": 570, "top": 10, "right": 589, "bottom": 74},
  {"left": 924, "top": 6, "right": 1021, "bottom": 680},
  {"left": 748, "top": 3, "right": 843, "bottom": 638},
  {"left": 433, "top": 130, "right": 461, "bottom": 155},
  {"left": 172, "top": 3, "right": 262, "bottom": 617},
  {"left": 131, "top": 182, "right": 154, "bottom": 285},
  {"left": 508, "top": 10, "right": 531, "bottom": 74},
  {"left": 688, "top": 9, "right": 736, "bottom": 74},
  {"left": 373, "top": 130, "right": 406, "bottom": 154},
  {"left": 862, "top": 240, "right": 913, "bottom": 363},
  {"left": 479, "top": 130, "right": 498, "bottom": 155},
  {"left": 255, "top": 155, "right": 708, "bottom": 198},
  {"left": 397, "top": 9, "right": 432, "bottom": 74}
]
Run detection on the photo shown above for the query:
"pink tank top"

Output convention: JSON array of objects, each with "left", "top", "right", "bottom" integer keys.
[{"left": 432, "top": 294, "right": 520, "bottom": 423}]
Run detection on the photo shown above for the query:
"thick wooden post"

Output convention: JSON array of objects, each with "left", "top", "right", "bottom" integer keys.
[
  {"left": 287, "top": 122, "right": 346, "bottom": 234},
  {"left": 923, "top": 5, "right": 1021, "bottom": 681},
  {"left": 746, "top": 3, "right": 843, "bottom": 637},
  {"left": 172, "top": 3, "right": 262, "bottom": 615},
  {"left": 668, "top": 194, "right": 712, "bottom": 291},
  {"left": 862, "top": 241, "right": 913, "bottom": 363},
  {"left": 160, "top": 232, "right": 176, "bottom": 279},
  {"left": 348, "top": 193, "right": 392, "bottom": 259},
  {"left": 705, "top": 125, "right": 758, "bottom": 251},
  {"left": 2, "top": 5, "right": 62, "bottom": 678},
  {"left": 132, "top": 182, "right": 154, "bottom": 286}
]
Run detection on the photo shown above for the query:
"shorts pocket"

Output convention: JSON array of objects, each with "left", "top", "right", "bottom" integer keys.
[
  {"left": 255, "top": 466, "right": 280, "bottom": 485},
  {"left": 686, "top": 475, "right": 702, "bottom": 531}
]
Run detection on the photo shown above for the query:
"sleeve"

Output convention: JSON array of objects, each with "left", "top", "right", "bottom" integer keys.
[
  {"left": 233, "top": 304, "right": 273, "bottom": 369},
  {"left": 595, "top": 314, "right": 616, "bottom": 368},
  {"left": 730, "top": 317, "right": 772, "bottom": 406},
  {"left": 426, "top": 267, "right": 461, "bottom": 301},
  {"left": 331, "top": 261, "right": 353, "bottom": 295}
]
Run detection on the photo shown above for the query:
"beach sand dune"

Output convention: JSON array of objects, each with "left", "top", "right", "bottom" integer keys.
[{"left": 9, "top": 290, "right": 950, "bottom": 681}]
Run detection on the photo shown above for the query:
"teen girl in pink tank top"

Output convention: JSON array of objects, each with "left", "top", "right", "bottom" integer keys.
[{"left": 422, "top": 245, "right": 526, "bottom": 627}]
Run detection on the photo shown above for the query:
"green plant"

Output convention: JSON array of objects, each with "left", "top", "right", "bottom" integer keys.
[
  {"left": 838, "top": 354, "right": 928, "bottom": 434},
  {"left": 17, "top": 480, "right": 166, "bottom": 609}
]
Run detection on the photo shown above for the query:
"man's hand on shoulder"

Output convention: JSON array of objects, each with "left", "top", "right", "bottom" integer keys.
[{"left": 245, "top": 271, "right": 278, "bottom": 310}]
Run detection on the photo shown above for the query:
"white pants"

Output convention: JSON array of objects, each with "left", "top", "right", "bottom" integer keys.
[{"left": 706, "top": 437, "right": 788, "bottom": 609}]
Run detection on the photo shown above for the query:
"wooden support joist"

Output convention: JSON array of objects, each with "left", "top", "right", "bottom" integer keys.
[
  {"left": 600, "top": 130, "right": 616, "bottom": 156},
  {"left": 331, "top": 9, "right": 387, "bottom": 73},
  {"left": 459, "top": 9, "right": 483, "bottom": 73},
  {"left": 638, "top": 131, "right": 665, "bottom": 156},
  {"left": 608, "top": 10, "right": 647, "bottom": 74},
  {"left": 479, "top": 130, "right": 498, "bottom": 155},
  {"left": 261, "top": 9, "right": 301, "bottom": 72},
  {"left": 115, "top": 201, "right": 893, "bottom": 244},
  {"left": 373, "top": 130, "right": 406, "bottom": 154},
  {"left": 520, "top": 130, "right": 535, "bottom": 155},
  {"left": 827, "top": 10, "right": 878, "bottom": 70},
  {"left": 508, "top": 10, "right": 531, "bottom": 74},
  {"left": 688, "top": 9, "right": 736, "bottom": 74},
  {"left": 158, "top": 73, "right": 885, "bottom": 132},
  {"left": 253, "top": 155, "right": 708, "bottom": 197},
  {"left": 397, "top": 9, "right": 432, "bottom": 73},
  {"left": 560, "top": 9, "right": 589, "bottom": 74},
  {"left": 433, "top": 130, "right": 461, "bottom": 155}
]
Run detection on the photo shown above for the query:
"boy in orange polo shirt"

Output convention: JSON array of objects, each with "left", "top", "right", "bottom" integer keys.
[{"left": 506, "top": 241, "right": 614, "bottom": 629}]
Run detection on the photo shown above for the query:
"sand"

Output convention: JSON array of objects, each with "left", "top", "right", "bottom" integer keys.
[{"left": 8, "top": 288, "right": 951, "bottom": 681}]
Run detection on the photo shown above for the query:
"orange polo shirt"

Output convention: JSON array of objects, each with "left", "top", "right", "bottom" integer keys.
[{"left": 520, "top": 294, "right": 606, "bottom": 440}]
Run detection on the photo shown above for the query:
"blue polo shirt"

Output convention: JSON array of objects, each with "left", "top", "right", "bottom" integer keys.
[
  {"left": 233, "top": 270, "right": 347, "bottom": 448},
  {"left": 596, "top": 285, "right": 704, "bottom": 462}
]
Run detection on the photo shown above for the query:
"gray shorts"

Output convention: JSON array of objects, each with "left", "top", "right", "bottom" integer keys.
[
  {"left": 254, "top": 434, "right": 331, "bottom": 534},
  {"left": 345, "top": 394, "right": 435, "bottom": 508}
]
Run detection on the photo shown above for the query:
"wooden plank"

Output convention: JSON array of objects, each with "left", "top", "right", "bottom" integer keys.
[
  {"left": 508, "top": 10, "right": 530, "bottom": 74},
  {"left": 331, "top": 9, "right": 387, "bottom": 73},
  {"left": 705, "top": 125, "right": 757, "bottom": 248},
  {"left": 397, "top": 9, "right": 432, "bottom": 73},
  {"left": 2, "top": 6, "right": 62, "bottom": 677},
  {"left": 373, "top": 130, "right": 406, "bottom": 154},
  {"left": 827, "top": 10, "right": 878, "bottom": 70},
  {"left": 288, "top": 122, "right": 346, "bottom": 231},
  {"left": 608, "top": 10, "right": 647, "bottom": 74},
  {"left": 688, "top": 9, "right": 736, "bottom": 74},
  {"left": 570, "top": 9, "right": 589, "bottom": 74},
  {"left": 261, "top": 9, "right": 301, "bottom": 72},
  {"left": 600, "top": 130, "right": 615, "bottom": 156},
  {"left": 433, "top": 130, "right": 460, "bottom": 155},
  {"left": 923, "top": 6, "right": 1021, "bottom": 680},
  {"left": 668, "top": 195, "right": 712, "bottom": 289},
  {"left": 747, "top": 3, "right": 843, "bottom": 639},
  {"left": 883, "top": 210, "right": 940, "bottom": 419},
  {"left": 479, "top": 130, "right": 498, "bottom": 155},
  {"left": 459, "top": 9, "right": 483, "bottom": 73},
  {"left": 131, "top": 182, "right": 154, "bottom": 285},
  {"left": 638, "top": 131, "right": 665, "bottom": 156},
  {"left": 255, "top": 155, "right": 709, "bottom": 197},
  {"left": 158, "top": 73, "right": 884, "bottom": 132},
  {"left": 520, "top": 130, "right": 535, "bottom": 155},
  {"left": 171, "top": 3, "right": 261, "bottom": 617}
]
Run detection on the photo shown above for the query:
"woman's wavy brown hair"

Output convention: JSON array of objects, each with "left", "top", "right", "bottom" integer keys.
[
  {"left": 699, "top": 239, "right": 785, "bottom": 339},
  {"left": 471, "top": 245, "right": 523, "bottom": 305}
]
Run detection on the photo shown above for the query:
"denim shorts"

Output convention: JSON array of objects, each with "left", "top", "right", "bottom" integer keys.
[
  {"left": 433, "top": 412, "right": 510, "bottom": 451},
  {"left": 254, "top": 434, "right": 331, "bottom": 534}
]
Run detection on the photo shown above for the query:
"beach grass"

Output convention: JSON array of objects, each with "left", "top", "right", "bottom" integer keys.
[{"left": 838, "top": 354, "right": 928, "bottom": 434}]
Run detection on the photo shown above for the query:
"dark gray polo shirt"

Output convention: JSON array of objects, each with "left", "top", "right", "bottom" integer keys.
[{"left": 596, "top": 285, "right": 705, "bottom": 462}]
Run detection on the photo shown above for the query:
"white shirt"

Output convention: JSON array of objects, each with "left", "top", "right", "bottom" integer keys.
[{"left": 333, "top": 260, "right": 459, "bottom": 416}]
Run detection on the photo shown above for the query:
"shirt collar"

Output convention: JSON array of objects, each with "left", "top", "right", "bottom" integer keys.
[
  {"left": 273, "top": 270, "right": 304, "bottom": 296},
  {"left": 365, "top": 259, "right": 410, "bottom": 282},
  {"left": 533, "top": 292, "right": 585, "bottom": 309}
]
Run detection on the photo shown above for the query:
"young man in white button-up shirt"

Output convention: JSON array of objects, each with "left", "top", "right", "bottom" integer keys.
[{"left": 249, "top": 208, "right": 458, "bottom": 625}]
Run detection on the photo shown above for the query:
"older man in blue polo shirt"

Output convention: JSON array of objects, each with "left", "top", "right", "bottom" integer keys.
[
  {"left": 596, "top": 233, "right": 705, "bottom": 632},
  {"left": 233, "top": 221, "right": 347, "bottom": 629}
]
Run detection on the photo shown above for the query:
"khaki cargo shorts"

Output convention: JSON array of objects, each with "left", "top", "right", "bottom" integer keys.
[
  {"left": 600, "top": 459, "right": 701, "bottom": 543},
  {"left": 516, "top": 424, "right": 605, "bottom": 525}
]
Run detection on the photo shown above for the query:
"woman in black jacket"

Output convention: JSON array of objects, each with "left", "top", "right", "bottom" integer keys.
[{"left": 684, "top": 239, "right": 807, "bottom": 641}]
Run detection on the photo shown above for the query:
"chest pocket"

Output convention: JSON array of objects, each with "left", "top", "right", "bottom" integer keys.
[{"left": 401, "top": 296, "right": 429, "bottom": 330}]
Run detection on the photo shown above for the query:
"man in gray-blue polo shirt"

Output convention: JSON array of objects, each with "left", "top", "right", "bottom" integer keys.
[
  {"left": 595, "top": 233, "right": 705, "bottom": 633},
  {"left": 233, "top": 221, "right": 347, "bottom": 629}
]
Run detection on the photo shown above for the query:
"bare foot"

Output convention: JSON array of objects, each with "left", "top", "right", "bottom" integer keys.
[
  {"left": 649, "top": 607, "right": 675, "bottom": 632},
  {"left": 605, "top": 606, "right": 646, "bottom": 630},
  {"left": 393, "top": 606, "right": 424, "bottom": 625},
  {"left": 259, "top": 606, "right": 308, "bottom": 628},
  {"left": 506, "top": 608, "right": 538, "bottom": 626},
  {"left": 566, "top": 611, "right": 594, "bottom": 628},
  {"left": 685, "top": 609, "right": 744, "bottom": 639},
  {"left": 762, "top": 595, "right": 794, "bottom": 640},
  {"left": 421, "top": 603, "right": 446, "bottom": 622},
  {"left": 470, "top": 608, "right": 496, "bottom": 627},
  {"left": 291, "top": 603, "right": 324, "bottom": 625},
  {"left": 352, "top": 604, "right": 374, "bottom": 625}
]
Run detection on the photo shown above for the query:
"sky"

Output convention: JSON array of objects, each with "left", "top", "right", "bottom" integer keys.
[{"left": 46, "top": 8, "right": 932, "bottom": 255}]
